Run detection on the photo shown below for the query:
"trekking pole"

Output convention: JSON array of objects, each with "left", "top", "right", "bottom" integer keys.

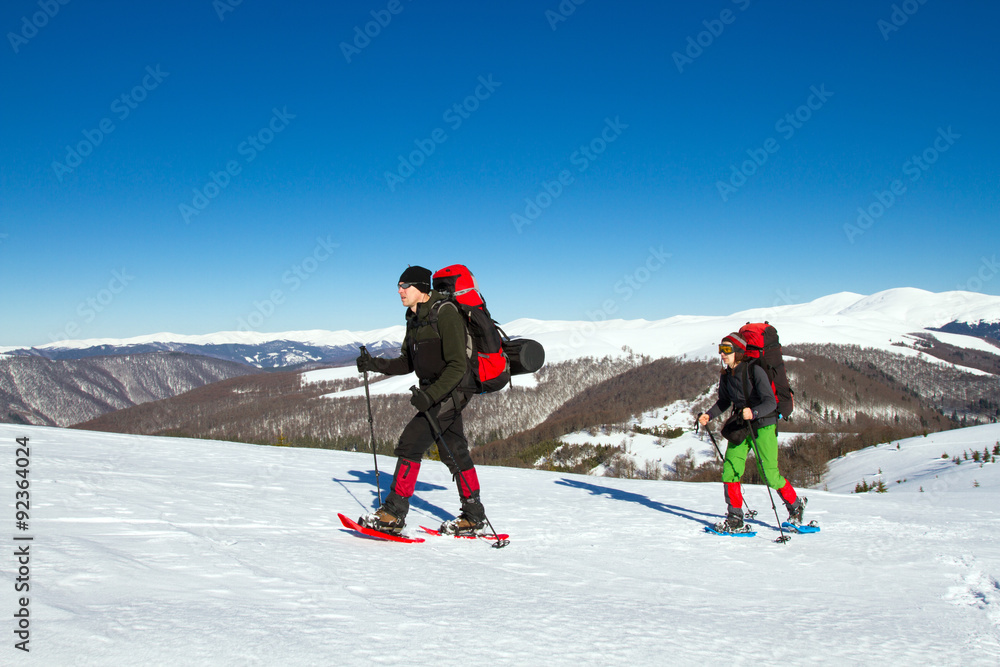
[
  {"left": 745, "top": 420, "right": 789, "bottom": 544},
  {"left": 410, "top": 387, "right": 509, "bottom": 549},
  {"left": 696, "top": 414, "right": 757, "bottom": 521},
  {"left": 360, "top": 346, "right": 382, "bottom": 507},
  {"left": 696, "top": 414, "right": 725, "bottom": 460}
]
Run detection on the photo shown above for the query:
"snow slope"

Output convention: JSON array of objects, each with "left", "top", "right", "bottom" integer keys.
[
  {"left": 2, "top": 423, "right": 998, "bottom": 665},
  {"left": 824, "top": 423, "right": 1000, "bottom": 495}
]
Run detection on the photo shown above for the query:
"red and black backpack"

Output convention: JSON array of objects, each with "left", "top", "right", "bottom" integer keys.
[
  {"left": 739, "top": 321, "right": 794, "bottom": 419},
  {"left": 431, "top": 264, "right": 544, "bottom": 394}
]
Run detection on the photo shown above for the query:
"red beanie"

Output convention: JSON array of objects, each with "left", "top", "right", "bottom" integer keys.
[{"left": 722, "top": 332, "right": 747, "bottom": 352}]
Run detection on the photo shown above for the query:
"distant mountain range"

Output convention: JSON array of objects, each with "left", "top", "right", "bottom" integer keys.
[
  {"left": 2, "top": 331, "right": 402, "bottom": 369},
  {"left": 2, "top": 288, "right": 998, "bottom": 436},
  {"left": 3, "top": 288, "right": 998, "bottom": 369}
]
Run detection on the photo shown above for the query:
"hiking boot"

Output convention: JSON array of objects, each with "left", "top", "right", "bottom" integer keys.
[
  {"left": 440, "top": 493, "right": 487, "bottom": 535},
  {"left": 712, "top": 507, "right": 751, "bottom": 534},
  {"left": 439, "top": 512, "right": 486, "bottom": 536},
  {"left": 358, "top": 506, "right": 404, "bottom": 536},
  {"left": 786, "top": 497, "right": 807, "bottom": 525},
  {"left": 713, "top": 515, "right": 753, "bottom": 534}
]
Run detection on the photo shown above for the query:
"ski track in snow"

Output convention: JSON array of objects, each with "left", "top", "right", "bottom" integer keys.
[{"left": 2, "top": 424, "right": 999, "bottom": 665}]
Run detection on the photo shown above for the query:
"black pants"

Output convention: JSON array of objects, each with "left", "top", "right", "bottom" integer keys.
[
  {"left": 394, "top": 393, "right": 472, "bottom": 474},
  {"left": 383, "top": 393, "right": 475, "bottom": 518}
]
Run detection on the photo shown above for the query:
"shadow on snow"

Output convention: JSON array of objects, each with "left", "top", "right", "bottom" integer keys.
[
  {"left": 333, "top": 469, "right": 453, "bottom": 522},
  {"left": 554, "top": 477, "right": 725, "bottom": 529}
]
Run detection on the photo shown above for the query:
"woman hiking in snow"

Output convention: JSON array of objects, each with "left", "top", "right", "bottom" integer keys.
[{"left": 698, "top": 332, "right": 805, "bottom": 533}]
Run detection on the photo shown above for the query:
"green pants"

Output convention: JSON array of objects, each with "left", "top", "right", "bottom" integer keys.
[{"left": 722, "top": 424, "right": 786, "bottom": 490}]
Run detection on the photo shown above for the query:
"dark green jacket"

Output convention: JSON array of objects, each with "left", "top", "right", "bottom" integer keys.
[{"left": 382, "top": 291, "right": 472, "bottom": 404}]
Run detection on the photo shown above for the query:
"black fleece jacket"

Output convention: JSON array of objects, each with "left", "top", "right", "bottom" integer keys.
[
  {"left": 378, "top": 291, "right": 472, "bottom": 404},
  {"left": 706, "top": 361, "right": 778, "bottom": 428}
]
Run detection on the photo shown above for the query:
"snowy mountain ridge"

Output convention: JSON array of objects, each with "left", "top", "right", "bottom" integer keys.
[
  {"left": 4, "top": 288, "right": 998, "bottom": 365},
  {"left": 5, "top": 287, "right": 997, "bottom": 433},
  {"left": 304, "top": 288, "right": 1000, "bottom": 397}
]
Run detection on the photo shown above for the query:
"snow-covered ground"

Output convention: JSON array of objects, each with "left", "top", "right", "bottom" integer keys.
[
  {"left": 551, "top": 397, "right": 713, "bottom": 475},
  {"left": 551, "top": 393, "right": 806, "bottom": 476},
  {"left": 2, "top": 423, "right": 998, "bottom": 665}
]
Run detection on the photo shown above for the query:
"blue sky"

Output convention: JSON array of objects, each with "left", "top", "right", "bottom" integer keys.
[{"left": 2, "top": 1, "right": 997, "bottom": 346}]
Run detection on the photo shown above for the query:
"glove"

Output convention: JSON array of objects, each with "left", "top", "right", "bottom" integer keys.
[
  {"left": 409, "top": 388, "right": 434, "bottom": 413},
  {"left": 356, "top": 353, "right": 373, "bottom": 373},
  {"left": 356, "top": 353, "right": 387, "bottom": 374}
]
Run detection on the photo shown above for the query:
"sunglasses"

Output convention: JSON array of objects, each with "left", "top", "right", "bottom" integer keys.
[
  {"left": 718, "top": 343, "right": 735, "bottom": 354},
  {"left": 398, "top": 282, "right": 415, "bottom": 289}
]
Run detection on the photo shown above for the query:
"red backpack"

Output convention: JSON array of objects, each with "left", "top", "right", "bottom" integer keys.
[
  {"left": 431, "top": 265, "right": 511, "bottom": 393},
  {"left": 739, "top": 322, "right": 794, "bottom": 419},
  {"left": 431, "top": 264, "right": 545, "bottom": 394}
]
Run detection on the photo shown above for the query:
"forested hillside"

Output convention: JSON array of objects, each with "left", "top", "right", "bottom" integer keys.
[
  {"left": 71, "top": 342, "right": 999, "bottom": 492},
  {"left": 1, "top": 353, "right": 258, "bottom": 426},
  {"left": 74, "top": 355, "right": 651, "bottom": 451}
]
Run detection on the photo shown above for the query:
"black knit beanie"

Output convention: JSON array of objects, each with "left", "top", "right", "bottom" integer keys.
[{"left": 398, "top": 265, "right": 431, "bottom": 294}]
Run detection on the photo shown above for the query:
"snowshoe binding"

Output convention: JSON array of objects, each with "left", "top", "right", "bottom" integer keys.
[
  {"left": 439, "top": 514, "right": 485, "bottom": 536},
  {"left": 440, "top": 494, "right": 487, "bottom": 536},
  {"left": 712, "top": 514, "right": 754, "bottom": 535},
  {"left": 358, "top": 506, "right": 404, "bottom": 536}
]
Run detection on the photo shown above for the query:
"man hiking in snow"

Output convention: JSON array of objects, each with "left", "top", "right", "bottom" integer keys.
[
  {"left": 354, "top": 265, "right": 488, "bottom": 536},
  {"left": 699, "top": 332, "right": 806, "bottom": 533}
]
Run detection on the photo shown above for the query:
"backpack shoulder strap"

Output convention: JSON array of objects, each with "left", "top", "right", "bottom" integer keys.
[
  {"left": 430, "top": 299, "right": 474, "bottom": 362},
  {"left": 741, "top": 360, "right": 777, "bottom": 423},
  {"left": 412, "top": 299, "right": 462, "bottom": 335},
  {"left": 433, "top": 299, "right": 459, "bottom": 318},
  {"left": 739, "top": 362, "right": 752, "bottom": 410}
]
